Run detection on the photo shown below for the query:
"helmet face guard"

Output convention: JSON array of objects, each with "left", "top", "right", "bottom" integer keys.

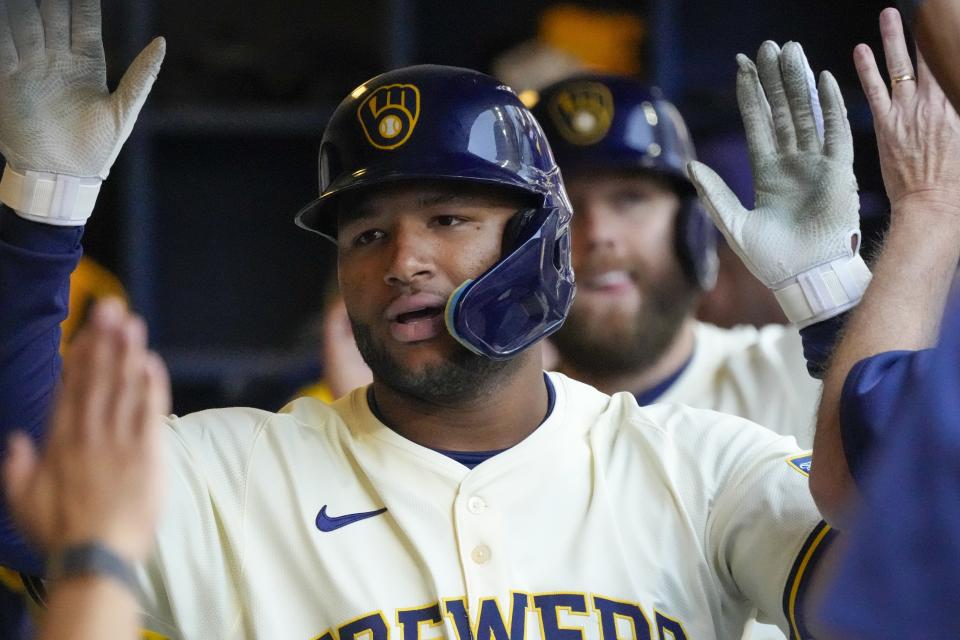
[
  {"left": 295, "top": 65, "right": 576, "bottom": 359},
  {"left": 532, "top": 74, "right": 718, "bottom": 290}
]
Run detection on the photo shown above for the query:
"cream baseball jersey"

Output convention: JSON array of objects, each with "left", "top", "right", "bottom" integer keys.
[
  {"left": 137, "top": 373, "right": 829, "bottom": 640},
  {"left": 658, "top": 322, "right": 821, "bottom": 448}
]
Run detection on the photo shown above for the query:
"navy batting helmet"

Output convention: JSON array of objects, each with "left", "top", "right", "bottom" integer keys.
[
  {"left": 530, "top": 74, "right": 718, "bottom": 290},
  {"left": 295, "top": 65, "right": 575, "bottom": 360}
]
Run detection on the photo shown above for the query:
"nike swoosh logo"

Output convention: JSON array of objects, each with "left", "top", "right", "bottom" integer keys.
[{"left": 315, "top": 505, "right": 387, "bottom": 532}]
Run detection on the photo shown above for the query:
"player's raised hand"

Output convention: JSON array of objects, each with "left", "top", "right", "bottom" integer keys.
[
  {"left": 0, "top": 0, "right": 165, "bottom": 226},
  {"left": 854, "top": 8, "right": 960, "bottom": 218},
  {"left": 687, "top": 42, "right": 870, "bottom": 327},
  {"left": 2, "top": 299, "right": 171, "bottom": 563}
]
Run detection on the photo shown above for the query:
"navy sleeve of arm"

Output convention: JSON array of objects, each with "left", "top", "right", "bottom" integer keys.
[
  {"left": 0, "top": 206, "right": 83, "bottom": 574},
  {"left": 820, "top": 291, "right": 960, "bottom": 637},
  {"left": 799, "top": 311, "right": 848, "bottom": 379},
  {"left": 838, "top": 348, "right": 935, "bottom": 484}
]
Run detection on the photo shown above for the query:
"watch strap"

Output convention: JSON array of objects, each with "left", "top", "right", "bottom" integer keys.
[{"left": 47, "top": 541, "right": 139, "bottom": 595}]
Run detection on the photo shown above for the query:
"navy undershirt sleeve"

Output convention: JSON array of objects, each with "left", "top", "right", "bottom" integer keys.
[
  {"left": 799, "top": 312, "right": 848, "bottom": 379},
  {"left": 0, "top": 206, "right": 82, "bottom": 574},
  {"left": 820, "top": 291, "right": 960, "bottom": 637}
]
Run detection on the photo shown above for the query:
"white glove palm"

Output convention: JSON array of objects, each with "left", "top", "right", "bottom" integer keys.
[
  {"left": 0, "top": 0, "right": 165, "bottom": 225},
  {"left": 688, "top": 42, "right": 870, "bottom": 326}
]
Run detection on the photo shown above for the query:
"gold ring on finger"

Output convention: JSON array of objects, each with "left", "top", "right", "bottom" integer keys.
[{"left": 892, "top": 73, "right": 917, "bottom": 85}]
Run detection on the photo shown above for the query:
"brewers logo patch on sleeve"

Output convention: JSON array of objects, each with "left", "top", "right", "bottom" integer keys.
[
  {"left": 787, "top": 453, "right": 813, "bottom": 477},
  {"left": 357, "top": 84, "right": 421, "bottom": 150}
]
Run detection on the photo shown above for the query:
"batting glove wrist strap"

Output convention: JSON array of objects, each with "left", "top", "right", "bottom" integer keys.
[
  {"left": 773, "top": 253, "right": 872, "bottom": 327},
  {"left": 0, "top": 165, "right": 101, "bottom": 226}
]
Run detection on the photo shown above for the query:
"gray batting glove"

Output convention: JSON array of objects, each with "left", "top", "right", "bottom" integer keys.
[
  {"left": 0, "top": 0, "right": 165, "bottom": 226},
  {"left": 688, "top": 41, "right": 871, "bottom": 327}
]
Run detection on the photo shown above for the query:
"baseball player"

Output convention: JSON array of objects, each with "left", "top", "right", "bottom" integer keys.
[
  {"left": 0, "top": 2, "right": 860, "bottom": 638},
  {"left": 529, "top": 76, "right": 835, "bottom": 449}
]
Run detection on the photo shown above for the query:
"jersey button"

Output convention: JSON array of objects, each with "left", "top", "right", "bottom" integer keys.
[
  {"left": 467, "top": 496, "right": 487, "bottom": 514},
  {"left": 471, "top": 545, "right": 491, "bottom": 564}
]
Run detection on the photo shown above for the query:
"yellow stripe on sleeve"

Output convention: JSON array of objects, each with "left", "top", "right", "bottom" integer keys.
[{"left": 785, "top": 521, "right": 835, "bottom": 640}]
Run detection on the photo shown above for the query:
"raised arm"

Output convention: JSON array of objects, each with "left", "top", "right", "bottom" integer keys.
[
  {"left": 3, "top": 300, "right": 170, "bottom": 640},
  {"left": 0, "top": 0, "right": 164, "bottom": 571},
  {"left": 810, "top": 8, "right": 960, "bottom": 526}
]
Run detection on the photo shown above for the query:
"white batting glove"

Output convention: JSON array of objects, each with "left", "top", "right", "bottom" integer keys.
[
  {"left": 0, "top": 0, "right": 165, "bottom": 226},
  {"left": 687, "top": 41, "right": 871, "bottom": 327}
]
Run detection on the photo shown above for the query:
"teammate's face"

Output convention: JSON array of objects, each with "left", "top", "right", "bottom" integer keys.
[
  {"left": 336, "top": 181, "right": 525, "bottom": 401},
  {"left": 552, "top": 171, "right": 699, "bottom": 375}
]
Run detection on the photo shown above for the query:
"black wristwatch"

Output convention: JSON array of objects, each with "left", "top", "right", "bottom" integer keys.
[{"left": 46, "top": 541, "right": 140, "bottom": 594}]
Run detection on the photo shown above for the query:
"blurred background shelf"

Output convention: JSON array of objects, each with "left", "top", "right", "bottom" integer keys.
[
  {"left": 143, "top": 106, "right": 337, "bottom": 136},
  {"left": 160, "top": 347, "right": 320, "bottom": 414}
]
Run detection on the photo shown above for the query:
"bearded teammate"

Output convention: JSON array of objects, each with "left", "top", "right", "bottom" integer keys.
[
  {"left": 0, "top": 2, "right": 864, "bottom": 638},
  {"left": 530, "top": 77, "right": 839, "bottom": 640},
  {"left": 530, "top": 76, "right": 824, "bottom": 447}
]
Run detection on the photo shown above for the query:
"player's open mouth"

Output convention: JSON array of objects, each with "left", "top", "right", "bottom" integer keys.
[
  {"left": 581, "top": 270, "right": 634, "bottom": 293},
  {"left": 395, "top": 306, "right": 443, "bottom": 323},
  {"left": 385, "top": 293, "right": 448, "bottom": 343},
  {"left": 390, "top": 306, "right": 444, "bottom": 342}
]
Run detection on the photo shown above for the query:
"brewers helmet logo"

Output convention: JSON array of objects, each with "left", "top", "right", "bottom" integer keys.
[
  {"left": 547, "top": 81, "right": 614, "bottom": 146},
  {"left": 357, "top": 84, "right": 421, "bottom": 150}
]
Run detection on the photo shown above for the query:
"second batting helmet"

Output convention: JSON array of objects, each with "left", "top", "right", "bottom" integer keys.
[
  {"left": 530, "top": 74, "right": 718, "bottom": 290},
  {"left": 295, "top": 65, "right": 576, "bottom": 360}
]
